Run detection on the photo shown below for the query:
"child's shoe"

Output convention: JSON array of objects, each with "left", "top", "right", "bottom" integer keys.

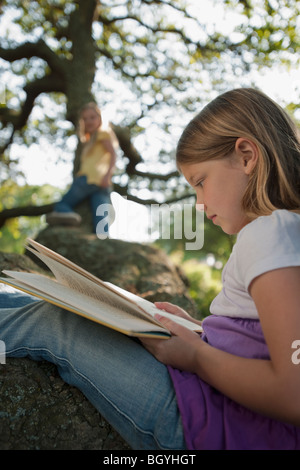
[{"left": 46, "top": 211, "right": 82, "bottom": 226}]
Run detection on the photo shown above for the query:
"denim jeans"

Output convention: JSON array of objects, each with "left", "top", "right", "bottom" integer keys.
[
  {"left": 55, "top": 175, "right": 112, "bottom": 234},
  {"left": 0, "top": 287, "right": 186, "bottom": 450}
]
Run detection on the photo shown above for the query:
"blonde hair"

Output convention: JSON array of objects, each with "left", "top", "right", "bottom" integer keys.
[
  {"left": 77, "top": 102, "right": 102, "bottom": 143},
  {"left": 77, "top": 101, "right": 119, "bottom": 150},
  {"left": 176, "top": 88, "right": 300, "bottom": 217}
]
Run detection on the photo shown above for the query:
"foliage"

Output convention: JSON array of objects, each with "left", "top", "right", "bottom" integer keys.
[
  {"left": 0, "top": 0, "right": 299, "bottom": 209},
  {"left": 154, "top": 201, "right": 234, "bottom": 264},
  {"left": 182, "top": 260, "right": 223, "bottom": 318},
  {"left": 0, "top": 180, "right": 62, "bottom": 252},
  {"left": 154, "top": 204, "right": 232, "bottom": 317}
]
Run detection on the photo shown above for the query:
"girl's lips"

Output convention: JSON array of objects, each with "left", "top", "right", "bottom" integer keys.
[{"left": 207, "top": 214, "right": 217, "bottom": 222}]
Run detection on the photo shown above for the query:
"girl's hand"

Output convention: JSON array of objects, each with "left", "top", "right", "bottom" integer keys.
[
  {"left": 154, "top": 301, "right": 203, "bottom": 327},
  {"left": 140, "top": 313, "right": 203, "bottom": 372}
]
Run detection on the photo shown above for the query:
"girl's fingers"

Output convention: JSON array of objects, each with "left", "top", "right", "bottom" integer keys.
[
  {"left": 154, "top": 313, "right": 197, "bottom": 339},
  {"left": 154, "top": 301, "right": 189, "bottom": 317}
]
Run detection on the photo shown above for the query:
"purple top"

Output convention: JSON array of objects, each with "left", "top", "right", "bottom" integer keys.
[{"left": 168, "top": 314, "right": 300, "bottom": 450}]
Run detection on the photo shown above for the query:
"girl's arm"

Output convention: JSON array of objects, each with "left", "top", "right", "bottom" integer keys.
[
  {"left": 100, "top": 138, "right": 117, "bottom": 187},
  {"left": 141, "top": 266, "right": 300, "bottom": 426}
]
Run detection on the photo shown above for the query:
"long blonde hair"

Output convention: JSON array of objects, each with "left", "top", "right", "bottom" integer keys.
[{"left": 176, "top": 88, "right": 300, "bottom": 216}]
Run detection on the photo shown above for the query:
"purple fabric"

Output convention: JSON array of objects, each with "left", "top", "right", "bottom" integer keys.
[{"left": 168, "top": 315, "right": 300, "bottom": 450}]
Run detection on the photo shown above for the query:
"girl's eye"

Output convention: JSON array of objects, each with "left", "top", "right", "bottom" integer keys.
[{"left": 196, "top": 179, "right": 204, "bottom": 188}]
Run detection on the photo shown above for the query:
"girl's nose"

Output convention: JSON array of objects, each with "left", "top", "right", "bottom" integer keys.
[
  {"left": 195, "top": 203, "right": 205, "bottom": 213},
  {"left": 196, "top": 193, "right": 204, "bottom": 206}
]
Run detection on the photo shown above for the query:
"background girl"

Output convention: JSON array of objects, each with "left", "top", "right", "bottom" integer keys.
[{"left": 46, "top": 102, "right": 117, "bottom": 235}]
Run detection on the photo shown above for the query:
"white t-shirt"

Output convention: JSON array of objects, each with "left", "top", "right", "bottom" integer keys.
[{"left": 210, "top": 210, "right": 300, "bottom": 319}]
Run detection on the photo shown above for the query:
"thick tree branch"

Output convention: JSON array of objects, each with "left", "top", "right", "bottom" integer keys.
[
  {"left": 0, "top": 38, "right": 65, "bottom": 73},
  {"left": 0, "top": 203, "right": 55, "bottom": 229}
]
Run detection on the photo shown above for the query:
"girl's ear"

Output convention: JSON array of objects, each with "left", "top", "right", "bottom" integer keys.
[{"left": 235, "top": 137, "right": 259, "bottom": 175}]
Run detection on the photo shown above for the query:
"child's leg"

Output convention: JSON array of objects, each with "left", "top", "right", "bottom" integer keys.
[
  {"left": 47, "top": 175, "right": 92, "bottom": 225},
  {"left": 54, "top": 175, "right": 89, "bottom": 213},
  {"left": 0, "top": 285, "right": 39, "bottom": 307},
  {"left": 0, "top": 296, "right": 186, "bottom": 450},
  {"left": 89, "top": 187, "right": 113, "bottom": 235}
]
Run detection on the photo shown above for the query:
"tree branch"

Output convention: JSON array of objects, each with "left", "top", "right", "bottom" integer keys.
[
  {"left": 131, "top": 169, "right": 179, "bottom": 181},
  {"left": 112, "top": 124, "right": 142, "bottom": 172},
  {"left": 21, "top": 74, "right": 65, "bottom": 127},
  {"left": 98, "top": 10, "right": 207, "bottom": 54},
  {"left": 0, "top": 72, "right": 65, "bottom": 157},
  {"left": 0, "top": 188, "right": 194, "bottom": 228},
  {"left": 0, "top": 38, "right": 67, "bottom": 156},
  {"left": 0, "top": 203, "right": 55, "bottom": 229},
  {"left": 0, "top": 38, "right": 65, "bottom": 73}
]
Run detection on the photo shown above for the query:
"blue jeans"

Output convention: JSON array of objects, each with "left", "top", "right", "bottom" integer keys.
[
  {"left": 0, "top": 288, "right": 186, "bottom": 450},
  {"left": 55, "top": 175, "right": 112, "bottom": 234}
]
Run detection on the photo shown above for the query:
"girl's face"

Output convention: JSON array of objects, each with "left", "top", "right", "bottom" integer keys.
[
  {"left": 81, "top": 108, "right": 102, "bottom": 135},
  {"left": 181, "top": 155, "right": 252, "bottom": 235}
]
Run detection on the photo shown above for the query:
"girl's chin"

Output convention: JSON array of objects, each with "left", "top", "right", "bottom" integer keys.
[{"left": 222, "top": 221, "right": 251, "bottom": 236}]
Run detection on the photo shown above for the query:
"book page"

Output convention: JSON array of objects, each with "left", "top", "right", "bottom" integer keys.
[
  {"left": 25, "top": 248, "right": 156, "bottom": 323},
  {"left": 27, "top": 239, "right": 109, "bottom": 287},
  {"left": 25, "top": 239, "right": 202, "bottom": 333},
  {"left": 104, "top": 282, "right": 203, "bottom": 332},
  {"left": 1, "top": 272, "right": 168, "bottom": 336},
  {"left": 27, "top": 240, "right": 160, "bottom": 316}
]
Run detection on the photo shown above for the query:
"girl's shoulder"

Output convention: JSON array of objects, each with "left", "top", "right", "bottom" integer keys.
[
  {"left": 234, "top": 210, "right": 300, "bottom": 290},
  {"left": 95, "top": 129, "right": 111, "bottom": 140},
  {"left": 238, "top": 209, "right": 300, "bottom": 243}
]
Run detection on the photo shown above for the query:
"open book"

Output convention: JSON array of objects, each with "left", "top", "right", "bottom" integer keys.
[{"left": 0, "top": 238, "right": 202, "bottom": 339}]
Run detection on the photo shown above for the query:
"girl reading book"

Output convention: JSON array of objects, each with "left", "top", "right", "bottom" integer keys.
[{"left": 1, "top": 88, "right": 300, "bottom": 450}]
